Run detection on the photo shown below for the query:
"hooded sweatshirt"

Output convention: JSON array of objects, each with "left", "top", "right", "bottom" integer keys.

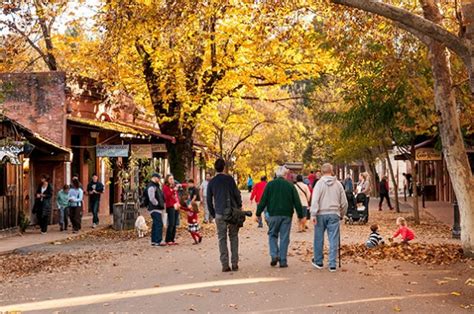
[{"left": 310, "top": 175, "right": 348, "bottom": 217}]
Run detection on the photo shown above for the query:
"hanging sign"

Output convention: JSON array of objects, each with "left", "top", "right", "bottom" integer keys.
[
  {"left": 415, "top": 148, "right": 442, "bottom": 161},
  {"left": 131, "top": 144, "right": 152, "bottom": 159},
  {"left": 152, "top": 143, "right": 167, "bottom": 153},
  {"left": 96, "top": 145, "right": 129, "bottom": 157}
]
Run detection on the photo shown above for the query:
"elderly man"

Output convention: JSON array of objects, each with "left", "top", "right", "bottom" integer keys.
[
  {"left": 310, "top": 163, "right": 348, "bottom": 272},
  {"left": 257, "top": 166, "right": 303, "bottom": 268}
]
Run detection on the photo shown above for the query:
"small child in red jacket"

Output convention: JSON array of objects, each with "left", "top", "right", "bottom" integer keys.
[
  {"left": 389, "top": 217, "right": 415, "bottom": 243},
  {"left": 180, "top": 197, "right": 202, "bottom": 245}
]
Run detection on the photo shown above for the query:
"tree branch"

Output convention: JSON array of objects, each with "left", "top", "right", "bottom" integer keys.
[{"left": 331, "top": 0, "right": 471, "bottom": 66}]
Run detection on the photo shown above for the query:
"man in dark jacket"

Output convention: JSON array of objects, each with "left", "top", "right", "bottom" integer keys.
[
  {"left": 257, "top": 166, "right": 304, "bottom": 268},
  {"left": 379, "top": 176, "right": 394, "bottom": 211},
  {"left": 147, "top": 173, "right": 165, "bottom": 246},
  {"left": 207, "top": 158, "right": 242, "bottom": 272},
  {"left": 87, "top": 173, "right": 104, "bottom": 228}
]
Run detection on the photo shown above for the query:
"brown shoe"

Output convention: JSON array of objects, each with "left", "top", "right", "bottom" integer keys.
[
  {"left": 222, "top": 266, "right": 231, "bottom": 272},
  {"left": 231, "top": 264, "right": 239, "bottom": 271}
]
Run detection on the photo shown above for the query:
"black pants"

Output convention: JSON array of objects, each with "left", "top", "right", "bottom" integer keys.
[
  {"left": 379, "top": 193, "right": 392, "bottom": 209},
  {"left": 165, "top": 207, "right": 179, "bottom": 243},
  {"left": 37, "top": 213, "right": 49, "bottom": 233},
  {"left": 69, "top": 206, "right": 82, "bottom": 231}
]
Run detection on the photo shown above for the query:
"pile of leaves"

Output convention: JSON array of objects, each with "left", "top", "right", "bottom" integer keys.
[
  {"left": 0, "top": 250, "right": 112, "bottom": 282},
  {"left": 79, "top": 226, "right": 138, "bottom": 241},
  {"left": 340, "top": 243, "right": 468, "bottom": 265},
  {"left": 292, "top": 241, "right": 469, "bottom": 265}
]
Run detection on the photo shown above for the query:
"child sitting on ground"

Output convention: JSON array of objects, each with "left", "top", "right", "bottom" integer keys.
[
  {"left": 389, "top": 217, "right": 415, "bottom": 243},
  {"left": 179, "top": 194, "right": 202, "bottom": 245},
  {"left": 366, "top": 224, "right": 384, "bottom": 248}
]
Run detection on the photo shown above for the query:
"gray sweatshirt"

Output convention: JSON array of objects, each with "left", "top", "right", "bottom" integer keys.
[{"left": 310, "top": 176, "right": 348, "bottom": 217}]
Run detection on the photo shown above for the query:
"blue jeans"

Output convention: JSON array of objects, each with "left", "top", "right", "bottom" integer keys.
[
  {"left": 268, "top": 216, "right": 292, "bottom": 264},
  {"left": 90, "top": 198, "right": 100, "bottom": 224},
  {"left": 58, "top": 206, "right": 68, "bottom": 230},
  {"left": 314, "top": 214, "right": 340, "bottom": 268},
  {"left": 151, "top": 211, "right": 163, "bottom": 244}
]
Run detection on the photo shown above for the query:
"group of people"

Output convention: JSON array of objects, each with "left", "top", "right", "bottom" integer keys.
[{"left": 33, "top": 173, "right": 104, "bottom": 234}]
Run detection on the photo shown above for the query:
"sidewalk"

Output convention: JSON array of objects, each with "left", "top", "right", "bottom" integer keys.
[
  {"left": 397, "top": 197, "right": 454, "bottom": 226},
  {"left": 0, "top": 215, "right": 112, "bottom": 255}
]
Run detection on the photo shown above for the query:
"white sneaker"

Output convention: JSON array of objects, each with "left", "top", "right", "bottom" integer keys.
[
  {"left": 92, "top": 223, "right": 97, "bottom": 229},
  {"left": 41, "top": 232, "right": 47, "bottom": 235}
]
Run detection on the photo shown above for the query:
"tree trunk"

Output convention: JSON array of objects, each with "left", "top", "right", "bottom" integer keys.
[
  {"left": 383, "top": 144, "right": 400, "bottom": 212},
  {"left": 460, "top": 0, "right": 474, "bottom": 93},
  {"left": 160, "top": 122, "right": 194, "bottom": 183},
  {"left": 422, "top": 1, "right": 474, "bottom": 257}
]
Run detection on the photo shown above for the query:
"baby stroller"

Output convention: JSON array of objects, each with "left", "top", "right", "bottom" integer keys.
[{"left": 344, "top": 192, "right": 368, "bottom": 224}]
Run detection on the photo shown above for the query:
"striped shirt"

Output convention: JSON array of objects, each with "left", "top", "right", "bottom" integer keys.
[{"left": 367, "top": 231, "right": 384, "bottom": 247}]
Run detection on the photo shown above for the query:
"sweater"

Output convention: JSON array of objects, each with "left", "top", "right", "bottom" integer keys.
[
  {"left": 256, "top": 177, "right": 303, "bottom": 219},
  {"left": 366, "top": 231, "right": 384, "bottom": 247},
  {"left": 163, "top": 185, "right": 179, "bottom": 209},
  {"left": 393, "top": 226, "right": 415, "bottom": 241},
  {"left": 207, "top": 173, "right": 242, "bottom": 217},
  {"left": 56, "top": 190, "right": 69, "bottom": 208},
  {"left": 250, "top": 181, "right": 267, "bottom": 204},
  {"left": 310, "top": 176, "right": 348, "bottom": 217}
]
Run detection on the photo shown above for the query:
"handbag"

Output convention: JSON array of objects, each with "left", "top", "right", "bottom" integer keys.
[{"left": 223, "top": 193, "right": 245, "bottom": 227}]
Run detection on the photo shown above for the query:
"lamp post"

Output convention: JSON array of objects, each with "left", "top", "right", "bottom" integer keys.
[{"left": 452, "top": 196, "right": 461, "bottom": 239}]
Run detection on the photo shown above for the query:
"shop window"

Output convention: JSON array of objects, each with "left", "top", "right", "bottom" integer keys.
[{"left": 0, "top": 164, "right": 6, "bottom": 196}]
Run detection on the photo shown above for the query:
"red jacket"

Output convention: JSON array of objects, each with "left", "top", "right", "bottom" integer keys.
[
  {"left": 181, "top": 205, "right": 198, "bottom": 224},
  {"left": 250, "top": 181, "right": 267, "bottom": 204},
  {"left": 393, "top": 226, "right": 415, "bottom": 241},
  {"left": 163, "top": 185, "right": 179, "bottom": 209}
]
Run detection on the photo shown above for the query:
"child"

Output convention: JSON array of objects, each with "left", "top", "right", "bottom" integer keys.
[
  {"left": 366, "top": 224, "right": 384, "bottom": 248},
  {"left": 56, "top": 184, "right": 70, "bottom": 231},
  {"left": 179, "top": 194, "right": 202, "bottom": 245},
  {"left": 390, "top": 217, "right": 415, "bottom": 243}
]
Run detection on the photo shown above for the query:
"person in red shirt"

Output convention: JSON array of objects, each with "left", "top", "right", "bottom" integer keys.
[
  {"left": 390, "top": 217, "right": 415, "bottom": 243},
  {"left": 179, "top": 193, "right": 202, "bottom": 245},
  {"left": 250, "top": 176, "right": 268, "bottom": 228},
  {"left": 308, "top": 171, "right": 316, "bottom": 187},
  {"left": 163, "top": 174, "right": 180, "bottom": 245}
]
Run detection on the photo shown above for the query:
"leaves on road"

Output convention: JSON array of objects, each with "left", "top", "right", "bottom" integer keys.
[{"left": 0, "top": 250, "right": 112, "bottom": 282}]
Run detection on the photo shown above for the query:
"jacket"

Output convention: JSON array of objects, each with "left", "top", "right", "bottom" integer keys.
[
  {"left": 257, "top": 177, "right": 303, "bottom": 219},
  {"left": 56, "top": 190, "right": 69, "bottom": 208},
  {"left": 379, "top": 179, "right": 389, "bottom": 194},
  {"left": 68, "top": 187, "right": 83, "bottom": 207},
  {"left": 163, "top": 184, "right": 179, "bottom": 209},
  {"left": 147, "top": 182, "right": 165, "bottom": 212},
  {"left": 34, "top": 183, "right": 53, "bottom": 216},
  {"left": 207, "top": 173, "right": 242, "bottom": 217},
  {"left": 250, "top": 181, "right": 267, "bottom": 204},
  {"left": 294, "top": 182, "right": 311, "bottom": 207},
  {"left": 310, "top": 176, "right": 348, "bottom": 217}
]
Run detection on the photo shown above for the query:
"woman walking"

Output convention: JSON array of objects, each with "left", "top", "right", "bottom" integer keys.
[
  {"left": 163, "top": 174, "right": 180, "bottom": 245},
  {"left": 68, "top": 178, "right": 84, "bottom": 233},
  {"left": 56, "top": 184, "right": 70, "bottom": 231},
  {"left": 357, "top": 172, "right": 371, "bottom": 222},
  {"left": 295, "top": 175, "right": 311, "bottom": 232},
  {"left": 34, "top": 174, "right": 53, "bottom": 234}
]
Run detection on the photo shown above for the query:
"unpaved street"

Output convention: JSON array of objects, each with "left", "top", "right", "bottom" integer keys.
[{"left": 0, "top": 193, "right": 472, "bottom": 313}]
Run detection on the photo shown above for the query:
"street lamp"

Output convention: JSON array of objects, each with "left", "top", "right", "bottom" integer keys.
[{"left": 452, "top": 196, "right": 461, "bottom": 239}]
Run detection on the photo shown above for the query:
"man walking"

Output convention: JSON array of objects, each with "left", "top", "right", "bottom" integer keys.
[
  {"left": 250, "top": 176, "right": 267, "bottom": 228},
  {"left": 200, "top": 173, "right": 213, "bottom": 223},
  {"left": 257, "top": 166, "right": 303, "bottom": 268},
  {"left": 146, "top": 173, "right": 165, "bottom": 246},
  {"left": 207, "top": 159, "right": 242, "bottom": 272},
  {"left": 87, "top": 173, "right": 104, "bottom": 228},
  {"left": 310, "top": 163, "right": 348, "bottom": 272}
]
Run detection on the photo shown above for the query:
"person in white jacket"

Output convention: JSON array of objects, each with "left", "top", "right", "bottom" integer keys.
[
  {"left": 310, "top": 163, "right": 348, "bottom": 272},
  {"left": 295, "top": 175, "right": 311, "bottom": 232}
]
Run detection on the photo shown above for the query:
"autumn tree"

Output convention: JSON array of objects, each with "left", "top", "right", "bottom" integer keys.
[
  {"left": 328, "top": 0, "right": 474, "bottom": 256},
  {"left": 99, "top": 1, "right": 329, "bottom": 181}
]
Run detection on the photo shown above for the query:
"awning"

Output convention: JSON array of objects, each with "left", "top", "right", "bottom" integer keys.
[
  {"left": 68, "top": 116, "right": 144, "bottom": 136},
  {"left": 114, "top": 121, "right": 176, "bottom": 143},
  {"left": 1, "top": 117, "right": 71, "bottom": 162}
]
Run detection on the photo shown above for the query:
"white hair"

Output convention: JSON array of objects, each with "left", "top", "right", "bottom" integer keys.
[
  {"left": 275, "top": 166, "right": 289, "bottom": 177},
  {"left": 321, "top": 163, "right": 333, "bottom": 175}
]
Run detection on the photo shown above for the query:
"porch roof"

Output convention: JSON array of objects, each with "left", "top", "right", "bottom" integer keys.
[{"left": 68, "top": 116, "right": 144, "bottom": 136}]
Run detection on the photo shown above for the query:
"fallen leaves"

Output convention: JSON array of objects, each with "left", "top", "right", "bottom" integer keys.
[
  {"left": 0, "top": 250, "right": 112, "bottom": 282},
  {"left": 450, "top": 291, "right": 461, "bottom": 296},
  {"left": 210, "top": 288, "right": 221, "bottom": 293},
  {"left": 465, "top": 278, "right": 474, "bottom": 286}
]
